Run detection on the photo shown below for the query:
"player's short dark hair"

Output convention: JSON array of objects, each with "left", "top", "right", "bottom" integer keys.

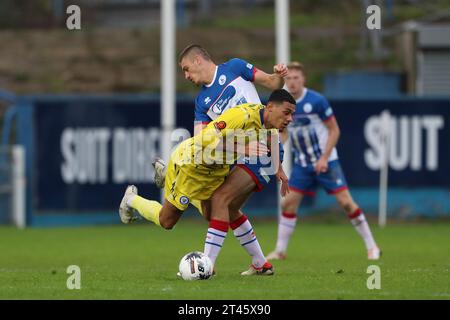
[
  {"left": 287, "top": 61, "right": 306, "bottom": 75},
  {"left": 268, "top": 89, "right": 296, "bottom": 106},
  {"left": 178, "top": 44, "right": 212, "bottom": 63}
]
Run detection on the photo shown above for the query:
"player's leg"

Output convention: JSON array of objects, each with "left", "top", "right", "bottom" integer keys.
[
  {"left": 333, "top": 189, "right": 381, "bottom": 259},
  {"left": 210, "top": 165, "right": 259, "bottom": 220},
  {"left": 227, "top": 191, "right": 273, "bottom": 274},
  {"left": 191, "top": 199, "right": 212, "bottom": 222},
  {"left": 133, "top": 194, "right": 183, "bottom": 229},
  {"left": 203, "top": 166, "right": 257, "bottom": 268},
  {"left": 267, "top": 164, "right": 315, "bottom": 260},
  {"left": 266, "top": 189, "right": 305, "bottom": 260},
  {"left": 119, "top": 185, "right": 183, "bottom": 229},
  {"left": 227, "top": 192, "right": 274, "bottom": 275},
  {"left": 227, "top": 164, "right": 274, "bottom": 269},
  {"left": 321, "top": 160, "right": 381, "bottom": 260},
  {"left": 120, "top": 148, "right": 192, "bottom": 229}
]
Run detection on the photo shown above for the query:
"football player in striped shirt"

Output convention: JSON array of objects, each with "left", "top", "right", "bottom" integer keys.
[{"left": 266, "top": 62, "right": 381, "bottom": 261}]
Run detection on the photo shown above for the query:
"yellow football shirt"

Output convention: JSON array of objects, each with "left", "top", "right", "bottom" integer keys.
[{"left": 164, "top": 103, "right": 268, "bottom": 211}]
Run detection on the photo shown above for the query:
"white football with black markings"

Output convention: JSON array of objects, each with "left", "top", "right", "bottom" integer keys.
[{"left": 178, "top": 251, "right": 213, "bottom": 281}]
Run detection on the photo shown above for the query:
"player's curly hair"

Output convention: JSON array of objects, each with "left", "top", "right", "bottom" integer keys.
[
  {"left": 268, "top": 89, "right": 296, "bottom": 105},
  {"left": 178, "top": 44, "right": 212, "bottom": 63}
]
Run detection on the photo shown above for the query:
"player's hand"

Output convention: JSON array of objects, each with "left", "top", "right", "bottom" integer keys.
[
  {"left": 244, "top": 140, "right": 269, "bottom": 157},
  {"left": 315, "top": 156, "right": 328, "bottom": 175},
  {"left": 276, "top": 168, "right": 290, "bottom": 197},
  {"left": 273, "top": 63, "right": 288, "bottom": 78}
]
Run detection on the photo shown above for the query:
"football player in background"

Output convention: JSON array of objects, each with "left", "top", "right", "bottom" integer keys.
[{"left": 266, "top": 62, "right": 381, "bottom": 261}]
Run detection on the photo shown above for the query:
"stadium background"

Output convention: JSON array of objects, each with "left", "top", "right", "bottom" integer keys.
[{"left": 0, "top": 0, "right": 450, "bottom": 300}]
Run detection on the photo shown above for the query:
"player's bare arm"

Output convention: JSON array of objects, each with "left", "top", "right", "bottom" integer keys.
[
  {"left": 254, "top": 63, "right": 288, "bottom": 90},
  {"left": 315, "top": 116, "right": 340, "bottom": 174},
  {"left": 239, "top": 139, "right": 269, "bottom": 157},
  {"left": 264, "top": 129, "right": 289, "bottom": 196},
  {"left": 217, "top": 134, "right": 269, "bottom": 158}
]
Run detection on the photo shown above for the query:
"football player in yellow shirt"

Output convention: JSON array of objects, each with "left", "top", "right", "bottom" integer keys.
[{"left": 119, "top": 89, "right": 296, "bottom": 275}]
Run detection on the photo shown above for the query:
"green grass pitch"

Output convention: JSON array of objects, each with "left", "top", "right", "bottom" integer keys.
[{"left": 1, "top": 220, "right": 449, "bottom": 299}]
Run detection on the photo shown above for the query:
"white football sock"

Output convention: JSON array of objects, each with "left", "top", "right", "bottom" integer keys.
[
  {"left": 204, "top": 220, "right": 228, "bottom": 267},
  {"left": 275, "top": 212, "right": 298, "bottom": 253},
  {"left": 349, "top": 209, "right": 377, "bottom": 250},
  {"left": 231, "top": 215, "right": 266, "bottom": 268}
]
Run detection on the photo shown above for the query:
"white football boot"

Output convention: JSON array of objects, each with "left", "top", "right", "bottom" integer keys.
[
  {"left": 241, "top": 262, "right": 274, "bottom": 276},
  {"left": 119, "top": 185, "right": 138, "bottom": 224},
  {"left": 368, "top": 246, "right": 382, "bottom": 260},
  {"left": 152, "top": 158, "right": 167, "bottom": 189}
]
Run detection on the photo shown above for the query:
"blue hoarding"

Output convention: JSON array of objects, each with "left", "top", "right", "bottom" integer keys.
[
  {"left": 21, "top": 95, "right": 450, "bottom": 223},
  {"left": 333, "top": 98, "right": 450, "bottom": 187}
]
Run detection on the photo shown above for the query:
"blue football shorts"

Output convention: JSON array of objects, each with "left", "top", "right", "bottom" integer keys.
[
  {"left": 288, "top": 159, "right": 348, "bottom": 196},
  {"left": 233, "top": 141, "right": 285, "bottom": 192}
]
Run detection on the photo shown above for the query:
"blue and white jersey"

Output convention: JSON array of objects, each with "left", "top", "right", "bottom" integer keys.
[
  {"left": 194, "top": 58, "right": 261, "bottom": 123},
  {"left": 288, "top": 88, "right": 337, "bottom": 167}
]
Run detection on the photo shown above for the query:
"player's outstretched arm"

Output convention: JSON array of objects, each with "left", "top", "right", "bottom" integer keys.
[{"left": 254, "top": 63, "right": 288, "bottom": 90}]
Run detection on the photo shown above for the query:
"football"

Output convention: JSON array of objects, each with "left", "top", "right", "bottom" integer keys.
[{"left": 178, "top": 251, "right": 213, "bottom": 280}]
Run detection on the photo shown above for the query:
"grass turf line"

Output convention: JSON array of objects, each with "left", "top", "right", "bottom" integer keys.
[{"left": 0, "top": 221, "right": 449, "bottom": 299}]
